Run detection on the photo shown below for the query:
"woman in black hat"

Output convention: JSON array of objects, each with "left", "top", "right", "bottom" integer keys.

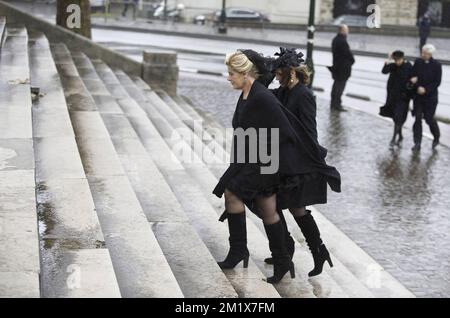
[
  {"left": 262, "top": 48, "right": 339, "bottom": 277},
  {"left": 214, "top": 49, "right": 341, "bottom": 283},
  {"left": 380, "top": 50, "right": 413, "bottom": 147}
]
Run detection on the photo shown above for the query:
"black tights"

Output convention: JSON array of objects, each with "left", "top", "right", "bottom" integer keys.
[
  {"left": 224, "top": 189, "right": 280, "bottom": 225},
  {"left": 289, "top": 207, "right": 308, "bottom": 218},
  {"left": 224, "top": 188, "right": 311, "bottom": 222}
]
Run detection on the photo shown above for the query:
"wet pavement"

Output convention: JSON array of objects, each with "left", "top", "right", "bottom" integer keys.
[{"left": 178, "top": 72, "right": 450, "bottom": 297}]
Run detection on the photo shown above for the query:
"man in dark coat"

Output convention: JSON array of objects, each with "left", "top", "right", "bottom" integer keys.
[
  {"left": 328, "top": 24, "right": 355, "bottom": 112},
  {"left": 418, "top": 13, "right": 432, "bottom": 52},
  {"left": 410, "top": 44, "right": 442, "bottom": 152},
  {"left": 380, "top": 50, "right": 413, "bottom": 147},
  {"left": 122, "top": 0, "right": 139, "bottom": 18}
]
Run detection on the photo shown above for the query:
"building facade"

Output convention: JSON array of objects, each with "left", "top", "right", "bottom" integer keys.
[{"left": 159, "top": 0, "right": 448, "bottom": 27}]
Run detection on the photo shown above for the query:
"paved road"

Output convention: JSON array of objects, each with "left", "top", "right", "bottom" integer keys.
[
  {"left": 178, "top": 72, "right": 450, "bottom": 298},
  {"left": 90, "top": 16, "right": 450, "bottom": 61}
]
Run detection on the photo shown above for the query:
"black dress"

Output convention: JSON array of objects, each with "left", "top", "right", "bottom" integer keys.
[
  {"left": 272, "top": 83, "right": 331, "bottom": 209},
  {"left": 213, "top": 81, "right": 341, "bottom": 214}
]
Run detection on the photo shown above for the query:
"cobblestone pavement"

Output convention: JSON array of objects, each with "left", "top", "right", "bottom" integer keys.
[{"left": 179, "top": 72, "right": 450, "bottom": 298}]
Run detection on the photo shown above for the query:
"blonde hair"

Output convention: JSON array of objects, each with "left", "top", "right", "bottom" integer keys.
[{"left": 225, "top": 51, "right": 259, "bottom": 79}]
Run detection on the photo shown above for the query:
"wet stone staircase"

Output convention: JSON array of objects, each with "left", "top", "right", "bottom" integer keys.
[{"left": 0, "top": 20, "right": 415, "bottom": 298}]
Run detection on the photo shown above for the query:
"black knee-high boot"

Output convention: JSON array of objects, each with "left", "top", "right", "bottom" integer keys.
[
  {"left": 264, "top": 209, "right": 295, "bottom": 265},
  {"left": 217, "top": 212, "right": 249, "bottom": 269},
  {"left": 264, "top": 220, "right": 295, "bottom": 284},
  {"left": 396, "top": 124, "right": 404, "bottom": 145},
  {"left": 294, "top": 210, "right": 333, "bottom": 277}
]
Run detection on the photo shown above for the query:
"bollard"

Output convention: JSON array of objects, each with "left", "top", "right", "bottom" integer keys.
[{"left": 143, "top": 51, "right": 179, "bottom": 96}]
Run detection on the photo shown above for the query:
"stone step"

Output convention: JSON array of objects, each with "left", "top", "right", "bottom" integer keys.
[
  {"left": 133, "top": 77, "right": 352, "bottom": 298},
  {"left": 159, "top": 92, "right": 202, "bottom": 130},
  {"left": 166, "top": 89, "right": 415, "bottom": 298},
  {"left": 166, "top": 91, "right": 390, "bottom": 297},
  {"left": 74, "top": 55, "right": 239, "bottom": 298},
  {"left": 175, "top": 94, "right": 226, "bottom": 132},
  {"left": 101, "top": 66, "right": 280, "bottom": 298},
  {"left": 0, "top": 25, "right": 32, "bottom": 139},
  {"left": 303, "top": 210, "right": 415, "bottom": 298},
  {"left": 0, "top": 16, "right": 5, "bottom": 48},
  {"left": 175, "top": 95, "right": 227, "bottom": 139},
  {"left": 0, "top": 25, "right": 39, "bottom": 298},
  {"left": 50, "top": 44, "right": 183, "bottom": 298},
  {"left": 91, "top": 60, "right": 241, "bottom": 298},
  {"left": 157, "top": 90, "right": 376, "bottom": 298},
  {"left": 29, "top": 32, "right": 121, "bottom": 298},
  {"left": 155, "top": 89, "right": 229, "bottom": 178},
  {"left": 0, "top": 171, "right": 39, "bottom": 298}
]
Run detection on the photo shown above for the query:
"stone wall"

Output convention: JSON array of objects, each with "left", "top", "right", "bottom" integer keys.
[
  {"left": 143, "top": 51, "right": 179, "bottom": 96},
  {"left": 0, "top": 0, "right": 142, "bottom": 77},
  {"left": 376, "top": 0, "right": 418, "bottom": 26},
  {"left": 319, "top": 0, "right": 418, "bottom": 26},
  {"left": 319, "top": 0, "right": 334, "bottom": 23}
]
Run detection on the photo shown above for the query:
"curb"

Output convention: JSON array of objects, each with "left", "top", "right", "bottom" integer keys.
[
  {"left": 346, "top": 93, "right": 371, "bottom": 101},
  {"left": 92, "top": 23, "right": 450, "bottom": 66}
]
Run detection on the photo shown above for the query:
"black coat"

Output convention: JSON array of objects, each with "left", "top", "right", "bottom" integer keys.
[
  {"left": 379, "top": 61, "right": 413, "bottom": 119},
  {"left": 213, "top": 81, "right": 341, "bottom": 199},
  {"left": 329, "top": 34, "right": 355, "bottom": 80},
  {"left": 271, "top": 83, "right": 329, "bottom": 162},
  {"left": 411, "top": 58, "right": 442, "bottom": 100},
  {"left": 271, "top": 83, "right": 337, "bottom": 208},
  {"left": 382, "top": 61, "right": 413, "bottom": 106},
  {"left": 272, "top": 83, "right": 318, "bottom": 140}
]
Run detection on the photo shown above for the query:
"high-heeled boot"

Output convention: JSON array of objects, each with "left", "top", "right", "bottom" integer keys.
[
  {"left": 217, "top": 212, "right": 249, "bottom": 269},
  {"left": 264, "top": 209, "right": 295, "bottom": 265},
  {"left": 294, "top": 210, "right": 333, "bottom": 277},
  {"left": 264, "top": 220, "right": 295, "bottom": 284}
]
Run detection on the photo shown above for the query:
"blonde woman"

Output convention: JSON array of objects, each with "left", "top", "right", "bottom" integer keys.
[{"left": 213, "top": 50, "right": 298, "bottom": 284}]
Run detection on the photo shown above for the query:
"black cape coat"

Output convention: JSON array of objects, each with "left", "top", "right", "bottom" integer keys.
[
  {"left": 272, "top": 83, "right": 320, "bottom": 146},
  {"left": 213, "top": 81, "right": 341, "bottom": 202},
  {"left": 271, "top": 83, "right": 335, "bottom": 208},
  {"left": 379, "top": 61, "right": 413, "bottom": 118}
]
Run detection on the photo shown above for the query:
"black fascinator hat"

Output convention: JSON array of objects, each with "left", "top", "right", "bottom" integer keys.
[
  {"left": 273, "top": 47, "right": 305, "bottom": 69},
  {"left": 239, "top": 49, "right": 273, "bottom": 74}
]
